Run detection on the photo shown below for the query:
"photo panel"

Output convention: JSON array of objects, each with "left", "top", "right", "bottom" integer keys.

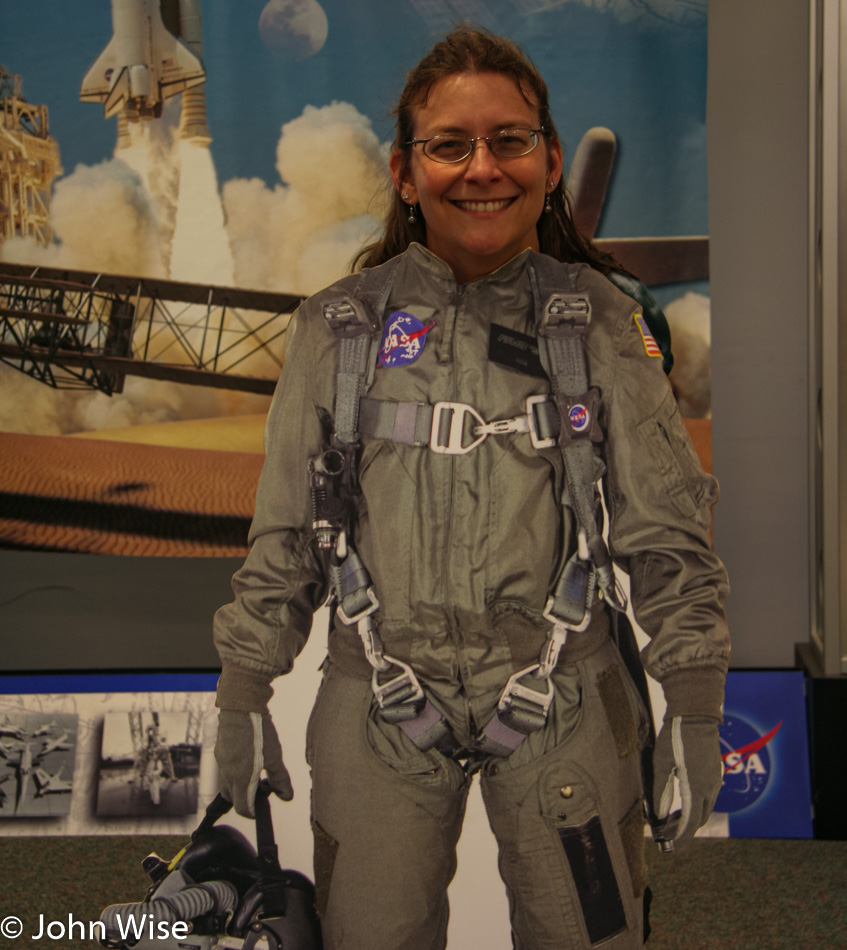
[{"left": 0, "top": 712, "right": 78, "bottom": 818}]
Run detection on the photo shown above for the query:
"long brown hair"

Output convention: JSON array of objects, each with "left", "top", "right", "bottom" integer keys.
[{"left": 353, "top": 26, "right": 621, "bottom": 275}]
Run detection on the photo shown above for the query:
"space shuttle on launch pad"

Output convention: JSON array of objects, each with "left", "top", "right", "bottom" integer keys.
[{"left": 80, "top": 0, "right": 206, "bottom": 123}]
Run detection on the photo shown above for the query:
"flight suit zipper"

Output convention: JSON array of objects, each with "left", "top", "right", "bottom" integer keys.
[
  {"left": 443, "top": 284, "right": 464, "bottom": 617},
  {"left": 444, "top": 284, "right": 476, "bottom": 742}
]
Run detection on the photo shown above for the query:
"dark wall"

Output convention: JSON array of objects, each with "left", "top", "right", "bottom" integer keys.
[
  {"left": 708, "top": 0, "right": 811, "bottom": 666},
  {"left": 2, "top": 551, "right": 230, "bottom": 670}
]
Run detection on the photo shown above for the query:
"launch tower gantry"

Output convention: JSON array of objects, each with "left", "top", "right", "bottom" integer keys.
[{"left": 0, "top": 66, "right": 63, "bottom": 247}]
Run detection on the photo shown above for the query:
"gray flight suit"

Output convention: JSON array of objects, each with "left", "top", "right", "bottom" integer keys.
[{"left": 214, "top": 243, "right": 730, "bottom": 949}]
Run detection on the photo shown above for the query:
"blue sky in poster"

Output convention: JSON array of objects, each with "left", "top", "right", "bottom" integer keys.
[{"left": 2, "top": 0, "right": 707, "bottom": 241}]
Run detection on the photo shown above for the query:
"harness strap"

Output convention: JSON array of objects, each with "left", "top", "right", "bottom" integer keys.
[
  {"left": 359, "top": 397, "right": 433, "bottom": 446},
  {"left": 372, "top": 658, "right": 452, "bottom": 750},
  {"left": 319, "top": 254, "right": 629, "bottom": 758},
  {"left": 323, "top": 256, "right": 402, "bottom": 445},
  {"left": 358, "top": 394, "right": 562, "bottom": 451},
  {"left": 530, "top": 254, "right": 626, "bottom": 615},
  {"left": 476, "top": 256, "right": 627, "bottom": 756},
  {"left": 319, "top": 261, "right": 452, "bottom": 750},
  {"left": 335, "top": 333, "right": 372, "bottom": 445}
]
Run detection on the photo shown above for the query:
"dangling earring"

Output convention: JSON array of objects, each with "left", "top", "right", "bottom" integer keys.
[
  {"left": 545, "top": 182, "right": 554, "bottom": 214},
  {"left": 402, "top": 192, "right": 417, "bottom": 225}
]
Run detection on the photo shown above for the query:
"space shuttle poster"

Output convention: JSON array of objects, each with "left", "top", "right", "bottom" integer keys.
[{"left": 0, "top": 0, "right": 711, "bottom": 556}]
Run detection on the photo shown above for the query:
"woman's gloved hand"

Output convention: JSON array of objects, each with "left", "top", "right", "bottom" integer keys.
[
  {"left": 653, "top": 715, "right": 723, "bottom": 849},
  {"left": 215, "top": 709, "right": 293, "bottom": 817}
]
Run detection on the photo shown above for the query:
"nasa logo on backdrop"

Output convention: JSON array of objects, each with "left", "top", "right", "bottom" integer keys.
[{"left": 715, "top": 715, "right": 783, "bottom": 813}]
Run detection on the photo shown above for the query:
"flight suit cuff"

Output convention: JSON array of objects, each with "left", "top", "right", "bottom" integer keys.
[
  {"left": 216, "top": 665, "right": 274, "bottom": 712},
  {"left": 660, "top": 668, "right": 726, "bottom": 722}
]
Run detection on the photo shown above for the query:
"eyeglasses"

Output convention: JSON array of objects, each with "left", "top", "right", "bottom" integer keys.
[{"left": 405, "top": 128, "right": 546, "bottom": 164}]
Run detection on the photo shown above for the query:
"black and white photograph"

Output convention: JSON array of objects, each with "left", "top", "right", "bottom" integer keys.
[
  {"left": 96, "top": 710, "right": 201, "bottom": 818},
  {"left": 0, "top": 712, "right": 77, "bottom": 817}
]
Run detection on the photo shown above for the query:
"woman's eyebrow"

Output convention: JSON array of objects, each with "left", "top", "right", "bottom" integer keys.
[{"left": 422, "top": 121, "right": 531, "bottom": 134}]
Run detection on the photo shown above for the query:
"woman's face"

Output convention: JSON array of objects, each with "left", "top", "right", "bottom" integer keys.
[{"left": 390, "top": 71, "right": 562, "bottom": 284}]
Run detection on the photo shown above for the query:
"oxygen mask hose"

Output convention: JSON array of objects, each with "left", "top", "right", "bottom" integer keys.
[{"left": 99, "top": 879, "right": 238, "bottom": 948}]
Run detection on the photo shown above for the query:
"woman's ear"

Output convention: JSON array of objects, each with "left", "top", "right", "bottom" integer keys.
[
  {"left": 390, "top": 149, "right": 417, "bottom": 205},
  {"left": 547, "top": 138, "right": 563, "bottom": 189}
]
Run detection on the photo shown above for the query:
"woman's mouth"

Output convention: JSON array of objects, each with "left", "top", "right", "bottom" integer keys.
[{"left": 452, "top": 198, "right": 515, "bottom": 212}]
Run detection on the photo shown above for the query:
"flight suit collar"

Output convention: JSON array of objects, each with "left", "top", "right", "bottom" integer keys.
[{"left": 405, "top": 242, "right": 534, "bottom": 288}]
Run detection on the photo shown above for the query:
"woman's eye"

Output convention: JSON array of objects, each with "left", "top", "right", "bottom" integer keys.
[
  {"left": 498, "top": 130, "right": 531, "bottom": 148},
  {"left": 430, "top": 137, "right": 467, "bottom": 156}
]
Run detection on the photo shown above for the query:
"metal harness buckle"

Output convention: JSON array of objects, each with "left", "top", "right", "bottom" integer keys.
[
  {"left": 542, "top": 596, "right": 591, "bottom": 635},
  {"left": 497, "top": 664, "right": 555, "bottom": 719},
  {"left": 430, "top": 402, "right": 487, "bottom": 454},
  {"left": 322, "top": 298, "right": 377, "bottom": 336},
  {"left": 541, "top": 294, "right": 591, "bottom": 336},
  {"left": 431, "top": 400, "right": 540, "bottom": 455},
  {"left": 526, "top": 394, "right": 557, "bottom": 449},
  {"left": 372, "top": 656, "right": 426, "bottom": 710},
  {"left": 335, "top": 587, "right": 393, "bottom": 673},
  {"left": 537, "top": 597, "right": 592, "bottom": 679},
  {"left": 335, "top": 585, "right": 379, "bottom": 626}
]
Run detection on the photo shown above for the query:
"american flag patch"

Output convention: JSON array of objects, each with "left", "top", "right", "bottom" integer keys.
[{"left": 634, "top": 313, "right": 662, "bottom": 358}]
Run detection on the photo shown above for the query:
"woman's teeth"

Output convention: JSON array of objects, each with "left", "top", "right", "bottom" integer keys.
[{"left": 455, "top": 198, "right": 513, "bottom": 212}]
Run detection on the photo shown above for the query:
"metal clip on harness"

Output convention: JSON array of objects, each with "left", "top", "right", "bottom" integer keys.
[
  {"left": 430, "top": 396, "right": 559, "bottom": 455},
  {"left": 332, "top": 546, "right": 449, "bottom": 748}
]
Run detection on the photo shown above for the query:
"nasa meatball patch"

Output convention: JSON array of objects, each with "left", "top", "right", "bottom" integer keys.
[{"left": 378, "top": 311, "right": 434, "bottom": 367}]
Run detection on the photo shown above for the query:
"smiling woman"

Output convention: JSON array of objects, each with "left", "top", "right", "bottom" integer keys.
[
  {"left": 354, "top": 26, "right": 628, "bottom": 278},
  {"left": 212, "top": 25, "right": 730, "bottom": 950},
  {"left": 389, "top": 72, "right": 562, "bottom": 283}
]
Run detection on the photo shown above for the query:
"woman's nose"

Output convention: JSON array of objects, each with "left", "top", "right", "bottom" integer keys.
[{"left": 464, "top": 140, "right": 503, "bottom": 178}]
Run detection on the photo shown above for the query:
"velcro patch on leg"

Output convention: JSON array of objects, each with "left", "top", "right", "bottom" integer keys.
[
  {"left": 312, "top": 820, "right": 339, "bottom": 918},
  {"left": 597, "top": 664, "right": 640, "bottom": 759}
]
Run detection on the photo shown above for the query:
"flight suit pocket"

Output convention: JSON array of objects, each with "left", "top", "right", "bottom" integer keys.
[
  {"left": 638, "top": 389, "right": 718, "bottom": 517},
  {"left": 537, "top": 764, "right": 628, "bottom": 945}
]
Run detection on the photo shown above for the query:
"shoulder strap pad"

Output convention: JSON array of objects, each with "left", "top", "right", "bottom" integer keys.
[
  {"left": 321, "top": 255, "right": 404, "bottom": 444},
  {"left": 528, "top": 254, "right": 587, "bottom": 335},
  {"left": 527, "top": 253, "right": 592, "bottom": 397},
  {"left": 320, "top": 255, "right": 404, "bottom": 338}
]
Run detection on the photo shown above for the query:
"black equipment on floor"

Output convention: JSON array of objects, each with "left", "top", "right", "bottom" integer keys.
[{"left": 99, "top": 780, "right": 323, "bottom": 949}]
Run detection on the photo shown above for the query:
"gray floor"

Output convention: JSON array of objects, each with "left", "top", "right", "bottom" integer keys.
[
  {"left": 0, "top": 836, "right": 844, "bottom": 948},
  {"left": 645, "top": 838, "right": 847, "bottom": 949}
]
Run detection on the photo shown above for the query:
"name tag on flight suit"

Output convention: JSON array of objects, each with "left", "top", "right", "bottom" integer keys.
[{"left": 488, "top": 323, "right": 546, "bottom": 378}]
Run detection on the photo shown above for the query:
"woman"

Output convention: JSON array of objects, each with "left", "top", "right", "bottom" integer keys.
[{"left": 214, "top": 27, "right": 729, "bottom": 950}]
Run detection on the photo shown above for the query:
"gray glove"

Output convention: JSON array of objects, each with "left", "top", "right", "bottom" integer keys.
[
  {"left": 215, "top": 709, "right": 293, "bottom": 817},
  {"left": 653, "top": 716, "right": 723, "bottom": 849}
]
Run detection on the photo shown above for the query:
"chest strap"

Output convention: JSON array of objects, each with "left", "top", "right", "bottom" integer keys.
[{"left": 358, "top": 394, "right": 561, "bottom": 452}]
